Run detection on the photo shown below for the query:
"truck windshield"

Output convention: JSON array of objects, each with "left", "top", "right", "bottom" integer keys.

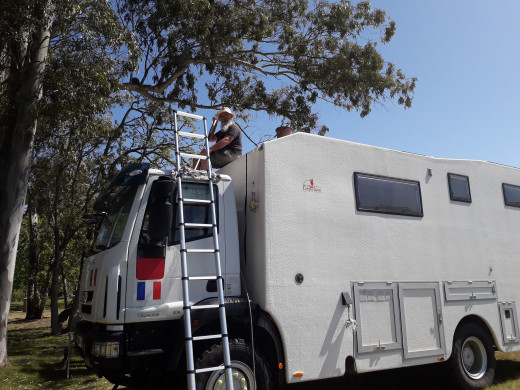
[{"left": 92, "top": 185, "right": 139, "bottom": 253}]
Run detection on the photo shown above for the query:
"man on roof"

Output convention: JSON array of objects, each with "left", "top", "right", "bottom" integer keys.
[{"left": 194, "top": 107, "right": 242, "bottom": 170}]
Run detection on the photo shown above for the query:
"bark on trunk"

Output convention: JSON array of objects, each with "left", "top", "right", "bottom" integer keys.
[
  {"left": 50, "top": 166, "right": 64, "bottom": 335},
  {"left": 26, "top": 202, "right": 42, "bottom": 319},
  {"left": 50, "top": 249, "right": 63, "bottom": 335},
  {"left": 0, "top": 1, "right": 54, "bottom": 366},
  {"left": 61, "top": 262, "right": 68, "bottom": 309}
]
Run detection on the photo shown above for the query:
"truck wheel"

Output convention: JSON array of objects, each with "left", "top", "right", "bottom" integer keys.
[
  {"left": 450, "top": 322, "right": 495, "bottom": 389},
  {"left": 196, "top": 339, "right": 273, "bottom": 390}
]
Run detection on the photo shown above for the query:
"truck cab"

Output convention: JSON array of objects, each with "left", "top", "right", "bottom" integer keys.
[{"left": 74, "top": 163, "right": 242, "bottom": 386}]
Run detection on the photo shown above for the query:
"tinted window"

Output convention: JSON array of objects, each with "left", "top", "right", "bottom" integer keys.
[
  {"left": 172, "top": 182, "right": 216, "bottom": 244},
  {"left": 448, "top": 173, "right": 472, "bottom": 203},
  {"left": 354, "top": 173, "right": 423, "bottom": 217},
  {"left": 503, "top": 183, "right": 520, "bottom": 208},
  {"left": 139, "top": 181, "right": 217, "bottom": 247}
]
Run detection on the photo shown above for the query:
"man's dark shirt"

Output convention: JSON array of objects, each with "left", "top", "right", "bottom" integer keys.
[{"left": 215, "top": 123, "right": 242, "bottom": 155}]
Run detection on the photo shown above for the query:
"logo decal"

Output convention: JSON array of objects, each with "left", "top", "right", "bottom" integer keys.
[{"left": 303, "top": 179, "right": 322, "bottom": 193}]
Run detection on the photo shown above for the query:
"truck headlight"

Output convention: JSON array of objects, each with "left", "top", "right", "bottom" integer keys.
[{"left": 91, "top": 341, "right": 120, "bottom": 358}]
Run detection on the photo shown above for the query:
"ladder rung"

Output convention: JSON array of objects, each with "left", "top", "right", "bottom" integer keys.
[
  {"left": 178, "top": 131, "right": 206, "bottom": 139},
  {"left": 187, "top": 276, "right": 218, "bottom": 281},
  {"left": 183, "top": 198, "right": 211, "bottom": 205},
  {"left": 180, "top": 152, "right": 208, "bottom": 160},
  {"left": 191, "top": 304, "right": 219, "bottom": 311},
  {"left": 186, "top": 249, "right": 216, "bottom": 253},
  {"left": 175, "top": 110, "right": 204, "bottom": 120},
  {"left": 184, "top": 223, "right": 213, "bottom": 229},
  {"left": 195, "top": 365, "right": 224, "bottom": 374},
  {"left": 193, "top": 334, "right": 222, "bottom": 341}
]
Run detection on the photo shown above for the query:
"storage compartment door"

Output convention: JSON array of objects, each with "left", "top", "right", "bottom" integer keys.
[
  {"left": 353, "top": 282, "right": 402, "bottom": 353},
  {"left": 499, "top": 302, "right": 520, "bottom": 344},
  {"left": 399, "top": 283, "right": 446, "bottom": 359}
]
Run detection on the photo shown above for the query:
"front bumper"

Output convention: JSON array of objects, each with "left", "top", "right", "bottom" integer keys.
[{"left": 75, "top": 319, "right": 183, "bottom": 375}]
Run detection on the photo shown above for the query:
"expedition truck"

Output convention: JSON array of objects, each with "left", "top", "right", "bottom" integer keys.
[{"left": 75, "top": 130, "right": 520, "bottom": 389}]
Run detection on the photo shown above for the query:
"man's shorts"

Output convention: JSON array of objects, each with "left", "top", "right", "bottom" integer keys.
[{"left": 210, "top": 149, "right": 240, "bottom": 169}]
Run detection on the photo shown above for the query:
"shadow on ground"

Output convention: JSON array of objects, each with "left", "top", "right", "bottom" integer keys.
[
  {"left": 108, "top": 358, "right": 520, "bottom": 389},
  {"left": 287, "top": 363, "right": 456, "bottom": 390},
  {"left": 493, "top": 358, "right": 520, "bottom": 385}
]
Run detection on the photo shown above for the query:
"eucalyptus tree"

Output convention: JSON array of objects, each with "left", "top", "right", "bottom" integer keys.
[
  {"left": 30, "top": 0, "right": 138, "bottom": 335},
  {"left": 0, "top": 0, "right": 137, "bottom": 360},
  {"left": 118, "top": 0, "right": 417, "bottom": 133},
  {"left": 0, "top": 0, "right": 55, "bottom": 367}
]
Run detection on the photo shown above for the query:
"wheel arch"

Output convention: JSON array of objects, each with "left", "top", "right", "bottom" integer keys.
[
  {"left": 454, "top": 314, "right": 499, "bottom": 349},
  {"left": 187, "top": 297, "right": 286, "bottom": 387}
]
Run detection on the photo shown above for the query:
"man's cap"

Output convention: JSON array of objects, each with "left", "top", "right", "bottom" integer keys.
[{"left": 216, "top": 107, "right": 236, "bottom": 119}]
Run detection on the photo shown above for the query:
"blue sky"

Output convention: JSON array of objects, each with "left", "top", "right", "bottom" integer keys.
[{"left": 201, "top": 0, "right": 520, "bottom": 167}]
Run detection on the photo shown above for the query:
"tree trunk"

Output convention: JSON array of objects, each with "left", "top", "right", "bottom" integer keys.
[
  {"left": 50, "top": 248, "right": 63, "bottom": 335},
  {"left": 50, "top": 164, "right": 64, "bottom": 336},
  {"left": 68, "top": 245, "right": 88, "bottom": 333},
  {"left": 61, "top": 261, "right": 69, "bottom": 309},
  {"left": 26, "top": 202, "right": 42, "bottom": 319},
  {"left": 0, "top": 1, "right": 54, "bottom": 366},
  {"left": 36, "top": 273, "right": 51, "bottom": 319}
]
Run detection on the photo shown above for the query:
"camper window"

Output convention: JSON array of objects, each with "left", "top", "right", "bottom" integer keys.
[
  {"left": 503, "top": 183, "right": 520, "bottom": 208},
  {"left": 447, "top": 173, "right": 472, "bottom": 203},
  {"left": 354, "top": 173, "right": 423, "bottom": 217}
]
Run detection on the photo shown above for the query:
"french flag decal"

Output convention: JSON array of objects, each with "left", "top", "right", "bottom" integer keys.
[
  {"left": 137, "top": 281, "right": 162, "bottom": 301},
  {"left": 136, "top": 258, "right": 164, "bottom": 301}
]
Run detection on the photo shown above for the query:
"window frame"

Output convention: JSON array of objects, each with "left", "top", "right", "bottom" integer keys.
[
  {"left": 447, "top": 173, "right": 472, "bottom": 203},
  {"left": 502, "top": 183, "right": 520, "bottom": 208},
  {"left": 354, "top": 172, "right": 424, "bottom": 217},
  {"left": 170, "top": 182, "right": 219, "bottom": 245}
]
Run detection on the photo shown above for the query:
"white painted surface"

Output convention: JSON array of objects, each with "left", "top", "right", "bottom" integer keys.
[
  {"left": 220, "top": 132, "right": 520, "bottom": 382},
  {"left": 80, "top": 173, "right": 241, "bottom": 325}
]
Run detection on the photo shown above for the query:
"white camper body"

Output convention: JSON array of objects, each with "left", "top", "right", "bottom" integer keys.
[
  {"left": 75, "top": 133, "right": 520, "bottom": 389},
  {"left": 220, "top": 132, "right": 520, "bottom": 383}
]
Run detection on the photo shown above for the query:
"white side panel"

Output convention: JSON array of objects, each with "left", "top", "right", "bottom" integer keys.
[
  {"left": 220, "top": 149, "right": 267, "bottom": 307},
  {"left": 124, "top": 176, "right": 241, "bottom": 324},
  {"left": 444, "top": 280, "right": 497, "bottom": 301},
  {"left": 354, "top": 283, "right": 402, "bottom": 353},
  {"left": 399, "top": 283, "right": 445, "bottom": 359},
  {"left": 222, "top": 133, "right": 520, "bottom": 382}
]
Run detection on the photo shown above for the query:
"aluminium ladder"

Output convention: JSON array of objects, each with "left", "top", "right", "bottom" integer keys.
[{"left": 173, "top": 110, "right": 234, "bottom": 390}]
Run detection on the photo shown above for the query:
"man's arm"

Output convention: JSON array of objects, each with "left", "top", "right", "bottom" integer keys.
[
  {"left": 208, "top": 118, "right": 218, "bottom": 142},
  {"left": 210, "top": 135, "right": 234, "bottom": 152}
]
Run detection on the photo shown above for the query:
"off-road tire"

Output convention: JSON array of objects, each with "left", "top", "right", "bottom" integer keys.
[
  {"left": 450, "top": 322, "right": 496, "bottom": 389},
  {"left": 195, "top": 338, "right": 274, "bottom": 390}
]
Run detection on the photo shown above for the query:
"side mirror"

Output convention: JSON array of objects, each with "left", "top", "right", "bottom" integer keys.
[{"left": 148, "top": 180, "right": 174, "bottom": 244}]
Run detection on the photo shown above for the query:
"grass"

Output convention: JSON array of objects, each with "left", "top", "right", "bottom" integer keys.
[
  {"left": 2, "top": 302, "right": 520, "bottom": 389},
  {"left": 0, "top": 305, "right": 111, "bottom": 390}
]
